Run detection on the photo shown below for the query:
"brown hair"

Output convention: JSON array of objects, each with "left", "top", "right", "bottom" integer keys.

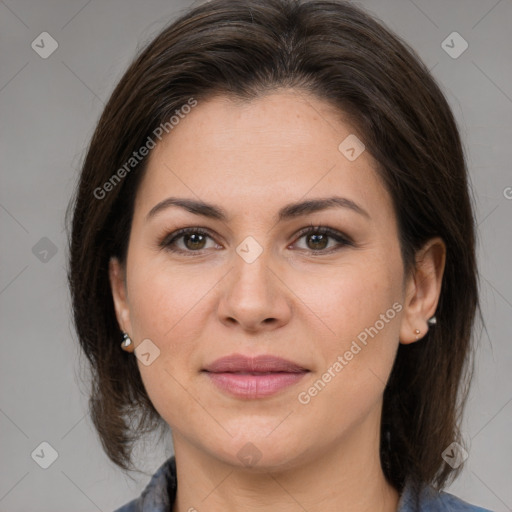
[{"left": 67, "top": 0, "right": 480, "bottom": 491}]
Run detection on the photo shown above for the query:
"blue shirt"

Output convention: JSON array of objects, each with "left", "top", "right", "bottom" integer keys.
[{"left": 113, "top": 456, "right": 493, "bottom": 512}]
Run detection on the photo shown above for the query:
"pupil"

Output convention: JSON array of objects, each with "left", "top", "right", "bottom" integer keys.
[
  {"left": 309, "top": 234, "right": 327, "bottom": 250},
  {"left": 186, "top": 234, "right": 205, "bottom": 249}
]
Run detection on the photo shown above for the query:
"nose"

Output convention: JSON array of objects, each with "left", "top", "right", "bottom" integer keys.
[{"left": 216, "top": 246, "right": 292, "bottom": 332}]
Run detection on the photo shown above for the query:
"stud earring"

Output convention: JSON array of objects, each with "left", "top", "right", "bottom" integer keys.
[
  {"left": 428, "top": 316, "right": 437, "bottom": 326},
  {"left": 121, "top": 332, "right": 134, "bottom": 352},
  {"left": 414, "top": 328, "right": 421, "bottom": 340}
]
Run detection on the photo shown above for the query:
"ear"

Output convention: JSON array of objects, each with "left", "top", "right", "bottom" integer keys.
[
  {"left": 399, "top": 237, "right": 446, "bottom": 344},
  {"left": 109, "top": 256, "right": 132, "bottom": 335}
]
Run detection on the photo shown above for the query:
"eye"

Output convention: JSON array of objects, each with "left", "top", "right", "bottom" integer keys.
[
  {"left": 159, "top": 225, "right": 353, "bottom": 255},
  {"left": 292, "top": 225, "right": 353, "bottom": 253},
  {"left": 160, "top": 227, "right": 219, "bottom": 253}
]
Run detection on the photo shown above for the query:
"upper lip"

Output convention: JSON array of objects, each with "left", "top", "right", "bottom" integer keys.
[{"left": 202, "top": 354, "right": 309, "bottom": 373}]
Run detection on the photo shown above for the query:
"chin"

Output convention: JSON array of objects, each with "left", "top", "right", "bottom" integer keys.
[{"left": 208, "top": 432, "right": 307, "bottom": 473}]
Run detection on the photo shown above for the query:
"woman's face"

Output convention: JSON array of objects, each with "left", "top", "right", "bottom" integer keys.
[{"left": 110, "top": 90, "right": 418, "bottom": 470}]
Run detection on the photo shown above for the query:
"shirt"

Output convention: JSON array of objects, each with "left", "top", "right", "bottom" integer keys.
[{"left": 113, "top": 456, "right": 494, "bottom": 512}]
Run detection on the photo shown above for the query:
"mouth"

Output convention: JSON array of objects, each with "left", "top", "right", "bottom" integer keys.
[
  {"left": 202, "top": 354, "right": 310, "bottom": 399},
  {"left": 202, "top": 353, "right": 309, "bottom": 373}
]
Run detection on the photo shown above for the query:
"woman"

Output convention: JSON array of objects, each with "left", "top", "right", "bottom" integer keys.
[{"left": 67, "top": 0, "right": 493, "bottom": 510}]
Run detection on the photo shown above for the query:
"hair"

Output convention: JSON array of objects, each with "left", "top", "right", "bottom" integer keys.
[{"left": 67, "top": 0, "right": 480, "bottom": 492}]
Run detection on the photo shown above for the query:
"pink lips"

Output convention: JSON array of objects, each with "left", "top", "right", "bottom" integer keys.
[{"left": 202, "top": 354, "right": 309, "bottom": 399}]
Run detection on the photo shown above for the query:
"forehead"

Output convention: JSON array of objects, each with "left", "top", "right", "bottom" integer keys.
[{"left": 135, "top": 90, "right": 392, "bottom": 225}]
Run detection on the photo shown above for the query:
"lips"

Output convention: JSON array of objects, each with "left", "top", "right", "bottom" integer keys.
[
  {"left": 202, "top": 354, "right": 309, "bottom": 399},
  {"left": 202, "top": 354, "right": 308, "bottom": 373}
]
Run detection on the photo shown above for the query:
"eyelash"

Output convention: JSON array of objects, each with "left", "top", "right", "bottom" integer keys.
[{"left": 158, "top": 224, "right": 353, "bottom": 256}]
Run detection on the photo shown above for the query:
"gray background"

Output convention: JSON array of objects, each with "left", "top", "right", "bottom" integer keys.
[{"left": 1, "top": 0, "right": 511, "bottom": 510}]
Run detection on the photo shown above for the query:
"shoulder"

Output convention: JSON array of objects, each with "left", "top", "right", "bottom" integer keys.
[
  {"left": 398, "top": 479, "right": 494, "bottom": 512},
  {"left": 113, "top": 499, "right": 137, "bottom": 512},
  {"left": 436, "top": 491, "right": 494, "bottom": 512},
  {"left": 113, "top": 456, "right": 177, "bottom": 512}
]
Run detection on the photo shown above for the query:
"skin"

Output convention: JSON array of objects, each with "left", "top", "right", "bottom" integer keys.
[{"left": 109, "top": 89, "right": 446, "bottom": 512}]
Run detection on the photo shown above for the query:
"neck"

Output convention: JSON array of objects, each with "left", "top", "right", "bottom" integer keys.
[{"left": 171, "top": 415, "right": 400, "bottom": 512}]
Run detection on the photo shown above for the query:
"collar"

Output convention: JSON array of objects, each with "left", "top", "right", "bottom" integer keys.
[{"left": 116, "top": 455, "right": 492, "bottom": 512}]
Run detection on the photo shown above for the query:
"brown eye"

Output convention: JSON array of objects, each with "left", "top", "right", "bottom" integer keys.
[
  {"left": 182, "top": 232, "right": 207, "bottom": 250},
  {"left": 160, "top": 226, "right": 352, "bottom": 256},
  {"left": 160, "top": 228, "right": 217, "bottom": 254},
  {"left": 305, "top": 233, "right": 329, "bottom": 250},
  {"left": 293, "top": 226, "right": 353, "bottom": 254}
]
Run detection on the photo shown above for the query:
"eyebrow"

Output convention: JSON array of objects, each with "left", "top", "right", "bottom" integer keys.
[{"left": 146, "top": 195, "right": 370, "bottom": 223}]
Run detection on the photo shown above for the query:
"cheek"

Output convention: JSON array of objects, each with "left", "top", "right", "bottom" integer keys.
[
  {"left": 295, "top": 301, "right": 401, "bottom": 439},
  {"left": 299, "top": 255, "right": 402, "bottom": 340},
  {"left": 125, "top": 260, "right": 211, "bottom": 423},
  {"left": 299, "top": 256, "right": 403, "bottom": 397},
  {"left": 127, "top": 256, "right": 212, "bottom": 340}
]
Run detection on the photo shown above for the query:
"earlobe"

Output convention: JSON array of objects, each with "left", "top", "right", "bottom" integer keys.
[
  {"left": 108, "top": 257, "right": 132, "bottom": 334},
  {"left": 399, "top": 237, "right": 446, "bottom": 345}
]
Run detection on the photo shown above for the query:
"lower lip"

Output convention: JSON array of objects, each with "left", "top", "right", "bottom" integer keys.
[{"left": 204, "top": 371, "right": 308, "bottom": 399}]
